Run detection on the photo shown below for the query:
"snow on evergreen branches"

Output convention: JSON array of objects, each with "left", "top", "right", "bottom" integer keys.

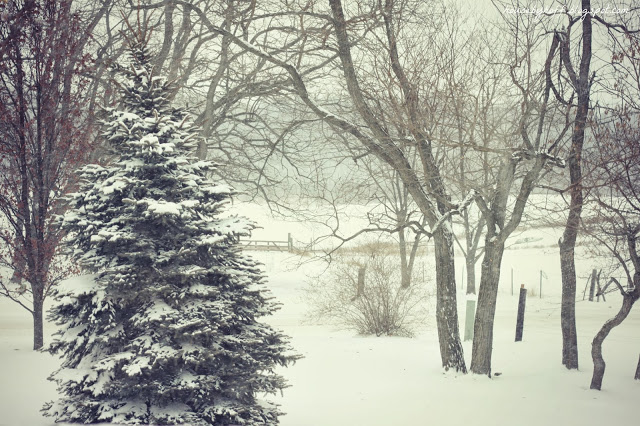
[{"left": 44, "top": 30, "right": 299, "bottom": 426}]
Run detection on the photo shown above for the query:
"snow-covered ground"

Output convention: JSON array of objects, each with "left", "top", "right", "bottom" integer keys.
[{"left": 1, "top": 205, "right": 639, "bottom": 426}]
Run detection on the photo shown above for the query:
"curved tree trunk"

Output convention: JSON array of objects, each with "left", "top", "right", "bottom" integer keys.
[
  {"left": 470, "top": 239, "right": 506, "bottom": 376},
  {"left": 433, "top": 226, "right": 467, "bottom": 373},
  {"left": 590, "top": 293, "right": 638, "bottom": 390}
]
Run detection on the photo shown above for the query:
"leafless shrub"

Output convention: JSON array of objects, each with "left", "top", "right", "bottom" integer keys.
[{"left": 305, "top": 246, "right": 432, "bottom": 337}]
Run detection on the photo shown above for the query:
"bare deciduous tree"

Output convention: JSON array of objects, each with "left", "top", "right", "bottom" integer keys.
[
  {"left": 586, "top": 108, "right": 640, "bottom": 390},
  {"left": 469, "top": 1, "right": 571, "bottom": 375},
  {"left": 0, "top": 0, "right": 94, "bottom": 349}
]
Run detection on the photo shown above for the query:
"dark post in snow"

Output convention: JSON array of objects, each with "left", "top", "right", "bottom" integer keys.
[
  {"left": 351, "top": 267, "right": 366, "bottom": 301},
  {"left": 589, "top": 269, "right": 597, "bottom": 302},
  {"left": 596, "top": 272, "right": 604, "bottom": 302},
  {"left": 539, "top": 270, "right": 544, "bottom": 299},
  {"left": 515, "top": 284, "right": 527, "bottom": 342}
]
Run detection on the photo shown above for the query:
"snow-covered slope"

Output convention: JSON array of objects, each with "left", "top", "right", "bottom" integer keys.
[{"left": 1, "top": 206, "right": 638, "bottom": 425}]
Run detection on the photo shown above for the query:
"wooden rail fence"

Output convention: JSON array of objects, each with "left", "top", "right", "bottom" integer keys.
[{"left": 243, "top": 233, "right": 294, "bottom": 252}]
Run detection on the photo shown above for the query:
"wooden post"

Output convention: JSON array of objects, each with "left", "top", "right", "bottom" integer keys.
[
  {"left": 515, "top": 284, "right": 527, "bottom": 342},
  {"left": 539, "top": 270, "right": 546, "bottom": 299},
  {"left": 539, "top": 270, "right": 542, "bottom": 299},
  {"left": 511, "top": 267, "right": 514, "bottom": 296},
  {"left": 464, "top": 299, "right": 475, "bottom": 341},
  {"left": 356, "top": 267, "right": 365, "bottom": 298},
  {"left": 589, "top": 269, "right": 597, "bottom": 302}
]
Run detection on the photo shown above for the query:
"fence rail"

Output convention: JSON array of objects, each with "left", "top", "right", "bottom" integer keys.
[{"left": 243, "top": 234, "right": 294, "bottom": 252}]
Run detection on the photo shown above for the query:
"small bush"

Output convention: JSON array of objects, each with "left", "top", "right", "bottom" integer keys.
[{"left": 305, "top": 248, "right": 431, "bottom": 337}]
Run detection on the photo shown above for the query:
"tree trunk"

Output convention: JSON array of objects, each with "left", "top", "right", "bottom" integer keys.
[
  {"left": 470, "top": 239, "right": 505, "bottom": 376},
  {"left": 399, "top": 228, "right": 421, "bottom": 289},
  {"left": 635, "top": 354, "right": 640, "bottom": 380},
  {"left": 590, "top": 294, "right": 638, "bottom": 390},
  {"left": 433, "top": 226, "right": 467, "bottom": 373},
  {"left": 32, "top": 294, "right": 44, "bottom": 350},
  {"left": 558, "top": 0, "right": 592, "bottom": 372},
  {"left": 559, "top": 240, "right": 580, "bottom": 369},
  {"left": 399, "top": 228, "right": 410, "bottom": 289},
  {"left": 466, "top": 252, "right": 476, "bottom": 295}
]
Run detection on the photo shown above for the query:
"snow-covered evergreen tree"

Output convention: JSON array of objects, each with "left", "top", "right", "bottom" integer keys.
[{"left": 44, "top": 29, "right": 299, "bottom": 425}]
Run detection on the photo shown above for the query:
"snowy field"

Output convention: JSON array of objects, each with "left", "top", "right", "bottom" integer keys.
[{"left": 1, "top": 205, "right": 639, "bottom": 426}]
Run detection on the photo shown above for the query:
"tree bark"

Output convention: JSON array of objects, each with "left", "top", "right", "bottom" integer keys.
[
  {"left": 433, "top": 226, "right": 467, "bottom": 373},
  {"left": 466, "top": 253, "right": 476, "bottom": 295},
  {"left": 590, "top": 293, "right": 638, "bottom": 390},
  {"left": 559, "top": 239, "right": 580, "bottom": 369},
  {"left": 470, "top": 239, "right": 506, "bottom": 376},
  {"left": 399, "top": 228, "right": 410, "bottom": 289},
  {"left": 558, "top": 0, "right": 592, "bottom": 372},
  {"left": 32, "top": 290, "right": 44, "bottom": 350}
]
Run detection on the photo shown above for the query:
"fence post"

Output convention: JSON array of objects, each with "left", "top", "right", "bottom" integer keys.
[
  {"left": 356, "top": 267, "right": 366, "bottom": 298},
  {"left": 464, "top": 299, "right": 475, "bottom": 341},
  {"left": 511, "top": 267, "right": 514, "bottom": 296},
  {"left": 515, "top": 284, "right": 527, "bottom": 342},
  {"left": 539, "top": 270, "right": 546, "bottom": 299},
  {"left": 589, "top": 269, "right": 597, "bottom": 302},
  {"left": 596, "top": 270, "right": 603, "bottom": 302}
]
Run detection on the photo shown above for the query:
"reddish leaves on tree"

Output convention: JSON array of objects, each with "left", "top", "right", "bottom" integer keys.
[{"left": 0, "top": 0, "right": 93, "bottom": 349}]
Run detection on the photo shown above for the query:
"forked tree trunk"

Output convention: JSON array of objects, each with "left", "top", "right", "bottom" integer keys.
[
  {"left": 590, "top": 293, "right": 638, "bottom": 390},
  {"left": 470, "top": 239, "right": 506, "bottom": 376},
  {"left": 433, "top": 227, "right": 466, "bottom": 373}
]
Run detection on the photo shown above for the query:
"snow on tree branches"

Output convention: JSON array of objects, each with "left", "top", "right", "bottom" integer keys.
[{"left": 43, "top": 29, "right": 299, "bottom": 425}]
